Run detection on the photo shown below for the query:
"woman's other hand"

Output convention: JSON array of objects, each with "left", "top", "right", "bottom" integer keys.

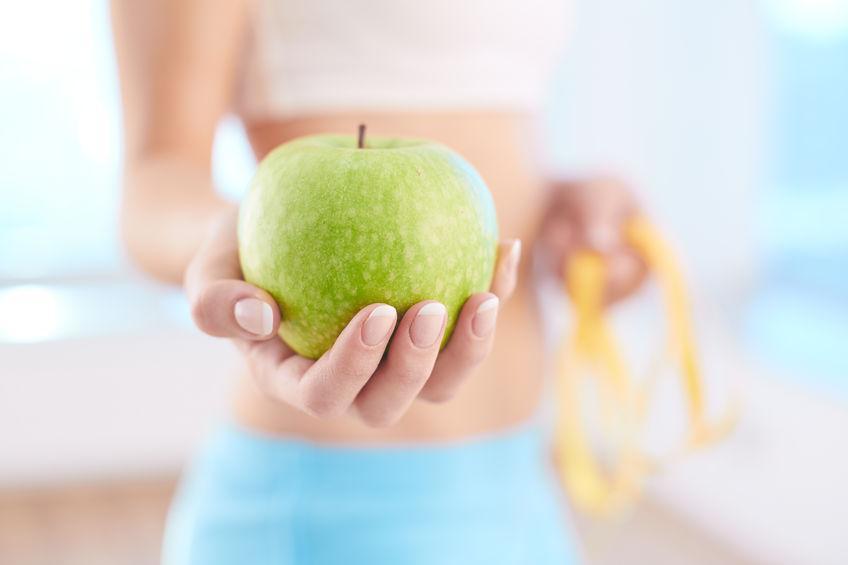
[
  {"left": 538, "top": 177, "right": 647, "bottom": 304},
  {"left": 185, "top": 207, "right": 521, "bottom": 427}
]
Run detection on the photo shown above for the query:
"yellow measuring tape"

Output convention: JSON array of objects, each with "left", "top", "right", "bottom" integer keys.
[{"left": 556, "top": 216, "right": 737, "bottom": 516}]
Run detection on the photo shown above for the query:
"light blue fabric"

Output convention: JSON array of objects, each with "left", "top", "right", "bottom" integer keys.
[{"left": 163, "top": 422, "right": 580, "bottom": 564}]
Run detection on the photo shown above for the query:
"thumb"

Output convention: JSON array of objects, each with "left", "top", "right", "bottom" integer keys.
[
  {"left": 183, "top": 205, "right": 281, "bottom": 340},
  {"left": 189, "top": 279, "right": 281, "bottom": 340}
]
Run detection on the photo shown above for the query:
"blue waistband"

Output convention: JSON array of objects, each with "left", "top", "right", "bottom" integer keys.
[{"left": 198, "top": 420, "right": 552, "bottom": 495}]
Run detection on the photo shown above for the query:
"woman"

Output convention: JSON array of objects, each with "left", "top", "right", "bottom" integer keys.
[{"left": 112, "top": 0, "right": 645, "bottom": 562}]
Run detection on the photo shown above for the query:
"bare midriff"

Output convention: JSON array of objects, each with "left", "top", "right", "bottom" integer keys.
[{"left": 232, "top": 111, "right": 549, "bottom": 443}]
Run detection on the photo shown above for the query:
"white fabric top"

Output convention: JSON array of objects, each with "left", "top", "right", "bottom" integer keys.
[{"left": 236, "top": 0, "right": 571, "bottom": 118}]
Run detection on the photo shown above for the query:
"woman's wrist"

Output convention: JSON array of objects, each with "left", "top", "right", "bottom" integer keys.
[{"left": 120, "top": 158, "right": 232, "bottom": 284}]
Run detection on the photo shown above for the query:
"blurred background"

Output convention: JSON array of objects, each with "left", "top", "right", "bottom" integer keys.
[{"left": 1, "top": 0, "right": 846, "bottom": 563}]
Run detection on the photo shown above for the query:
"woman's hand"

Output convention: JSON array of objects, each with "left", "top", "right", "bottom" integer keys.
[
  {"left": 185, "top": 207, "right": 521, "bottom": 427},
  {"left": 538, "top": 177, "right": 647, "bottom": 304}
]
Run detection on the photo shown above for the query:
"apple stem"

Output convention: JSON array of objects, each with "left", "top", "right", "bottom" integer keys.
[{"left": 358, "top": 124, "right": 366, "bottom": 149}]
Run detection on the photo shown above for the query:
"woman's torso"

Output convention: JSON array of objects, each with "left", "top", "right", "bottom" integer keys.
[
  {"left": 232, "top": 112, "right": 550, "bottom": 443},
  {"left": 227, "top": 0, "right": 569, "bottom": 443}
]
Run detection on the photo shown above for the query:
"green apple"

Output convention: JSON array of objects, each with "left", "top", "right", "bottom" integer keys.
[{"left": 238, "top": 130, "right": 499, "bottom": 359}]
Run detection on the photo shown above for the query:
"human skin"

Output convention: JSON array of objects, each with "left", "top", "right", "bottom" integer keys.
[{"left": 111, "top": 0, "right": 645, "bottom": 441}]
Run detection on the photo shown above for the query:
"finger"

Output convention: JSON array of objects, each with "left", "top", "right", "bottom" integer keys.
[
  {"left": 577, "top": 205, "right": 631, "bottom": 255},
  {"left": 237, "top": 336, "right": 312, "bottom": 406},
  {"left": 185, "top": 208, "right": 281, "bottom": 340},
  {"left": 604, "top": 247, "right": 649, "bottom": 304},
  {"left": 540, "top": 220, "right": 575, "bottom": 275},
  {"left": 583, "top": 221, "right": 620, "bottom": 254},
  {"left": 236, "top": 333, "right": 298, "bottom": 394},
  {"left": 489, "top": 239, "right": 522, "bottom": 300},
  {"left": 419, "top": 293, "right": 499, "bottom": 403},
  {"left": 295, "top": 304, "right": 397, "bottom": 418},
  {"left": 354, "top": 301, "right": 447, "bottom": 427},
  {"left": 573, "top": 178, "right": 639, "bottom": 254}
]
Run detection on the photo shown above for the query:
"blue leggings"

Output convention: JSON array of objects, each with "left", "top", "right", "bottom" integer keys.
[{"left": 163, "top": 422, "right": 580, "bottom": 564}]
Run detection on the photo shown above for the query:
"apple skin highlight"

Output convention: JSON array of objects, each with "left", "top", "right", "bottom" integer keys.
[{"left": 238, "top": 132, "right": 499, "bottom": 359}]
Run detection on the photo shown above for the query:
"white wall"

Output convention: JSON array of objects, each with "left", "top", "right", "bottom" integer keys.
[
  {"left": 545, "top": 0, "right": 768, "bottom": 295},
  {"left": 0, "top": 283, "right": 238, "bottom": 486}
]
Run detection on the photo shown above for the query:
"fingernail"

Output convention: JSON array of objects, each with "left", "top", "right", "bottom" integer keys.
[
  {"left": 587, "top": 225, "right": 616, "bottom": 252},
  {"left": 410, "top": 302, "right": 446, "bottom": 348},
  {"left": 508, "top": 239, "right": 522, "bottom": 271},
  {"left": 362, "top": 305, "right": 397, "bottom": 346},
  {"left": 234, "top": 298, "right": 274, "bottom": 336},
  {"left": 472, "top": 297, "right": 499, "bottom": 337}
]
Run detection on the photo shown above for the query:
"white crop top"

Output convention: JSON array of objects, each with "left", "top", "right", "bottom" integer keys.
[{"left": 236, "top": 0, "right": 571, "bottom": 118}]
